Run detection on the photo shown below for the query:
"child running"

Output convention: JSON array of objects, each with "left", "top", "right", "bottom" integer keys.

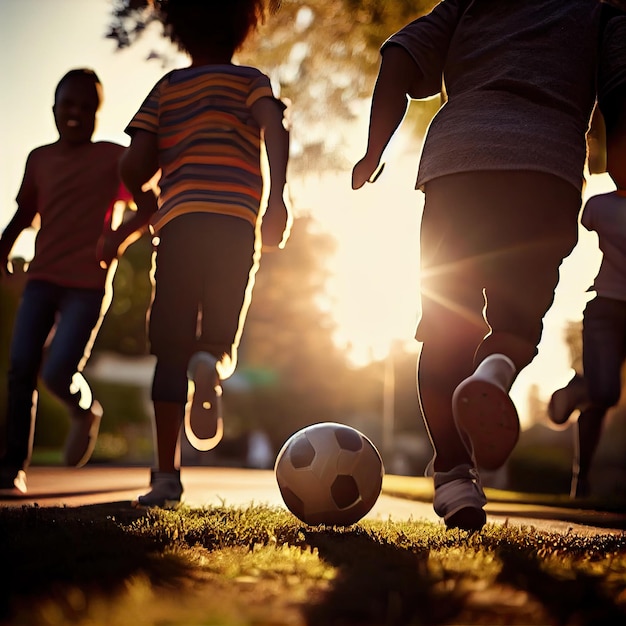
[
  {"left": 548, "top": 12, "right": 626, "bottom": 499},
  {"left": 353, "top": 0, "right": 625, "bottom": 531},
  {"left": 111, "top": 0, "right": 290, "bottom": 507},
  {"left": 0, "top": 69, "right": 144, "bottom": 493}
]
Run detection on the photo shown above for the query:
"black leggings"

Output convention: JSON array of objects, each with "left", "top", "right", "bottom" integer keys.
[{"left": 149, "top": 213, "right": 257, "bottom": 404}]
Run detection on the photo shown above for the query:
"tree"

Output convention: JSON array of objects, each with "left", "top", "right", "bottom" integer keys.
[
  {"left": 228, "top": 215, "right": 381, "bottom": 449},
  {"left": 93, "top": 234, "right": 153, "bottom": 356}
]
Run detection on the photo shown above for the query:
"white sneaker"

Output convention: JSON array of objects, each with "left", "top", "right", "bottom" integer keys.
[
  {"left": 0, "top": 469, "right": 27, "bottom": 494},
  {"left": 433, "top": 465, "right": 487, "bottom": 531},
  {"left": 134, "top": 470, "right": 183, "bottom": 508},
  {"left": 185, "top": 352, "right": 223, "bottom": 451},
  {"left": 63, "top": 401, "right": 103, "bottom": 467},
  {"left": 453, "top": 354, "right": 519, "bottom": 471}
]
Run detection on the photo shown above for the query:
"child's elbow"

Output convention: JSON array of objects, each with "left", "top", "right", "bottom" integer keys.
[{"left": 119, "top": 155, "right": 146, "bottom": 195}]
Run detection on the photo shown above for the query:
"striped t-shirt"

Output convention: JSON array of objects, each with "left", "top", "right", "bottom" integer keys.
[{"left": 125, "top": 64, "right": 281, "bottom": 232}]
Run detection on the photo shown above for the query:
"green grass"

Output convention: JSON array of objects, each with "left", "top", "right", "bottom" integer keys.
[{"left": 1, "top": 503, "right": 626, "bottom": 625}]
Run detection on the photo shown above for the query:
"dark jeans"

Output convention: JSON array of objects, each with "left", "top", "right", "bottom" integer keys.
[
  {"left": 417, "top": 171, "right": 581, "bottom": 471},
  {"left": 576, "top": 296, "right": 626, "bottom": 483},
  {"left": 1, "top": 279, "right": 104, "bottom": 470},
  {"left": 582, "top": 296, "right": 626, "bottom": 408},
  {"left": 149, "top": 213, "right": 257, "bottom": 405}
]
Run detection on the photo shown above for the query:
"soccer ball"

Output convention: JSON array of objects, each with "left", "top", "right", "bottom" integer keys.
[{"left": 274, "top": 422, "right": 384, "bottom": 526}]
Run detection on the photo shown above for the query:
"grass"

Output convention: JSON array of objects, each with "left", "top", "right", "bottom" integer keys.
[{"left": 1, "top": 501, "right": 626, "bottom": 626}]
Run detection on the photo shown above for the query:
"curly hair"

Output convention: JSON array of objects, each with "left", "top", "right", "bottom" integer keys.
[{"left": 153, "top": 0, "right": 281, "bottom": 58}]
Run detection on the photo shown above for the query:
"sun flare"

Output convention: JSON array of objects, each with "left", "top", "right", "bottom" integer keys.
[
  {"left": 293, "top": 159, "right": 422, "bottom": 367},
  {"left": 295, "top": 158, "right": 614, "bottom": 429}
]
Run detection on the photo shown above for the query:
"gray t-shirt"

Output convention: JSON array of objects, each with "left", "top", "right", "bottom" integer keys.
[
  {"left": 599, "top": 15, "right": 626, "bottom": 114},
  {"left": 384, "top": 0, "right": 607, "bottom": 192}
]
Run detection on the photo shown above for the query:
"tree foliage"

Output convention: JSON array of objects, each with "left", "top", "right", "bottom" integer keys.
[
  {"left": 94, "top": 234, "right": 153, "bottom": 356},
  {"left": 228, "top": 216, "right": 379, "bottom": 447}
]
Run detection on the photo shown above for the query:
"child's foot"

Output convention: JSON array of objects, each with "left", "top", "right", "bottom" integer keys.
[
  {"left": 133, "top": 470, "right": 182, "bottom": 508},
  {"left": 185, "top": 352, "right": 223, "bottom": 451},
  {"left": 63, "top": 401, "right": 103, "bottom": 467},
  {"left": 548, "top": 373, "right": 589, "bottom": 426},
  {"left": 0, "top": 468, "right": 27, "bottom": 495},
  {"left": 453, "top": 354, "right": 519, "bottom": 471},
  {"left": 433, "top": 464, "right": 487, "bottom": 531}
]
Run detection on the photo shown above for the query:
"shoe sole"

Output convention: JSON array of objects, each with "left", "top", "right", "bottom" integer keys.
[
  {"left": 453, "top": 378, "right": 519, "bottom": 471},
  {"left": 186, "top": 355, "right": 223, "bottom": 451}
]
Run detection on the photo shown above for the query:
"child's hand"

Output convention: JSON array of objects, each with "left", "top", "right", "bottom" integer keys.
[
  {"left": 0, "top": 257, "right": 9, "bottom": 280},
  {"left": 261, "top": 191, "right": 289, "bottom": 250},
  {"left": 352, "top": 156, "right": 385, "bottom": 190},
  {"left": 96, "top": 233, "right": 119, "bottom": 269}
]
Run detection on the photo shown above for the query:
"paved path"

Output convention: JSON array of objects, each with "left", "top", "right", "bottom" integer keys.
[{"left": 1, "top": 466, "right": 625, "bottom": 536}]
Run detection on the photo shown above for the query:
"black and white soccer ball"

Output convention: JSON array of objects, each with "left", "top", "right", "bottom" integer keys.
[{"left": 274, "top": 422, "right": 384, "bottom": 526}]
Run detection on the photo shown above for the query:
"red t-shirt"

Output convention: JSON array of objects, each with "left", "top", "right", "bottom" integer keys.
[{"left": 16, "top": 141, "right": 130, "bottom": 289}]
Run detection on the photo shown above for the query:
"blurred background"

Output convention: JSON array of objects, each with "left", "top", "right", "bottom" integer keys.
[{"left": 1, "top": 0, "right": 625, "bottom": 498}]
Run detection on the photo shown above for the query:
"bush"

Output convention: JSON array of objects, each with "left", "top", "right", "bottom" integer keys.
[{"left": 507, "top": 444, "right": 572, "bottom": 495}]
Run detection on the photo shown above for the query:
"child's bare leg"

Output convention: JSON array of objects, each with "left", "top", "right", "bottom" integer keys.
[
  {"left": 572, "top": 405, "right": 606, "bottom": 498},
  {"left": 154, "top": 401, "right": 184, "bottom": 473},
  {"left": 134, "top": 401, "right": 184, "bottom": 508},
  {"left": 417, "top": 342, "right": 476, "bottom": 472}
]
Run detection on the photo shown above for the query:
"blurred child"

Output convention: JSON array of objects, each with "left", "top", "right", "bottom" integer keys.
[
  {"left": 0, "top": 68, "right": 147, "bottom": 493},
  {"left": 353, "top": 0, "right": 624, "bottom": 530},
  {"left": 548, "top": 13, "right": 626, "bottom": 499},
  {"left": 111, "top": 0, "right": 290, "bottom": 507}
]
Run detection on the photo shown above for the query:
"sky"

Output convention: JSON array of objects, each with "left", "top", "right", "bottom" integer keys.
[{"left": 0, "top": 0, "right": 615, "bottom": 426}]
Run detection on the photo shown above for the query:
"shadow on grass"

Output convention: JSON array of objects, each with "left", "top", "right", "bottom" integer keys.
[
  {"left": 303, "top": 528, "right": 461, "bottom": 626},
  {"left": 492, "top": 537, "right": 626, "bottom": 626},
  {"left": 300, "top": 525, "right": 626, "bottom": 626},
  {"left": 2, "top": 503, "right": 626, "bottom": 626},
  {"left": 0, "top": 502, "right": 192, "bottom": 622}
]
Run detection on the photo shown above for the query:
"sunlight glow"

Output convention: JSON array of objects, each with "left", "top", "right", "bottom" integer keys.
[
  {"left": 292, "top": 157, "right": 422, "bottom": 367},
  {"left": 296, "top": 150, "right": 613, "bottom": 427},
  {"left": 0, "top": 0, "right": 615, "bottom": 429}
]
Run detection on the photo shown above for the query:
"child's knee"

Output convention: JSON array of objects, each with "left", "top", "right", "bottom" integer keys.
[
  {"left": 474, "top": 331, "right": 538, "bottom": 373},
  {"left": 40, "top": 362, "right": 73, "bottom": 398}
]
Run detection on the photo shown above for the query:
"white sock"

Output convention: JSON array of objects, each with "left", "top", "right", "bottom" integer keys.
[{"left": 473, "top": 353, "right": 516, "bottom": 391}]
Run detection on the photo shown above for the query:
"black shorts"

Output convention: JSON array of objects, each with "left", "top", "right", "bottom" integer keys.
[
  {"left": 418, "top": 170, "right": 581, "bottom": 368},
  {"left": 149, "top": 212, "right": 256, "bottom": 366}
]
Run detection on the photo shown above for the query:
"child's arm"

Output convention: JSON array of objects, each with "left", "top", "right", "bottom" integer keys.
[
  {"left": 0, "top": 204, "right": 37, "bottom": 278},
  {"left": 251, "top": 97, "right": 290, "bottom": 249},
  {"left": 1, "top": 151, "right": 38, "bottom": 278},
  {"left": 98, "top": 131, "right": 159, "bottom": 268},
  {"left": 352, "top": 45, "right": 423, "bottom": 190}
]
